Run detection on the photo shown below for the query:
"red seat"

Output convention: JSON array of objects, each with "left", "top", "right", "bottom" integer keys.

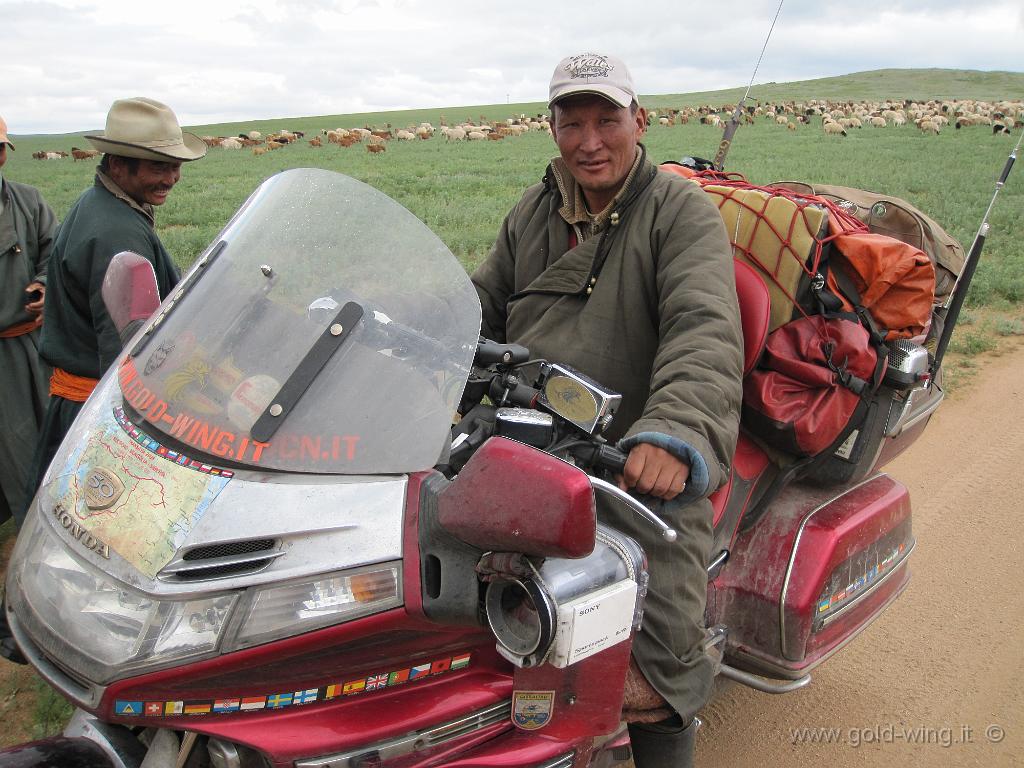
[
  {"left": 734, "top": 259, "right": 770, "bottom": 376},
  {"left": 710, "top": 261, "right": 772, "bottom": 527}
]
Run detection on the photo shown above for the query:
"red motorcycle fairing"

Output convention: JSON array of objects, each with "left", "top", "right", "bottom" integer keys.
[{"left": 95, "top": 469, "right": 633, "bottom": 767}]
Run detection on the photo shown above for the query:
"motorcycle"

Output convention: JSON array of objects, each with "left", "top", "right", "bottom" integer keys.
[{"left": 1, "top": 167, "right": 935, "bottom": 767}]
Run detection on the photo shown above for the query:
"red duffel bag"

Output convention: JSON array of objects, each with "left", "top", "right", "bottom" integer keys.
[{"left": 742, "top": 314, "right": 886, "bottom": 457}]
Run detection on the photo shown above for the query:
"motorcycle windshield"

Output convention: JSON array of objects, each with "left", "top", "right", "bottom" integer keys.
[{"left": 118, "top": 168, "right": 481, "bottom": 474}]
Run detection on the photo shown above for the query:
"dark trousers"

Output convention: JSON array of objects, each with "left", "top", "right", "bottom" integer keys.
[{"left": 19, "top": 395, "right": 84, "bottom": 526}]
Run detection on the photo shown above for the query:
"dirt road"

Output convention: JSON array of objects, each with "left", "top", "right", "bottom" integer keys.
[{"left": 698, "top": 343, "right": 1024, "bottom": 768}]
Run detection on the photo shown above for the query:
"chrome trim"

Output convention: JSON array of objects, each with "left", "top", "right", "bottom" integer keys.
[
  {"left": 719, "top": 663, "right": 812, "bottom": 694},
  {"left": 894, "top": 387, "right": 944, "bottom": 434},
  {"left": 590, "top": 477, "right": 677, "bottom": 542},
  {"left": 294, "top": 700, "right": 512, "bottom": 767},
  {"left": 707, "top": 549, "right": 728, "bottom": 575},
  {"left": 160, "top": 550, "right": 285, "bottom": 580},
  {"left": 63, "top": 710, "right": 147, "bottom": 768},
  {"left": 728, "top": 577, "right": 909, "bottom": 681},
  {"left": 818, "top": 539, "right": 915, "bottom": 628},
  {"left": 534, "top": 753, "right": 576, "bottom": 768},
  {"left": 778, "top": 474, "right": 884, "bottom": 661}
]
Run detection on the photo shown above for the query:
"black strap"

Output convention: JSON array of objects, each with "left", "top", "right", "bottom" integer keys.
[{"left": 826, "top": 261, "right": 890, "bottom": 346}]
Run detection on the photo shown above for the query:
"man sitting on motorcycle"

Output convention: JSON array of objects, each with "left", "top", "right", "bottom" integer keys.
[{"left": 471, "top": 52, "right": 744, "bottom": 768}]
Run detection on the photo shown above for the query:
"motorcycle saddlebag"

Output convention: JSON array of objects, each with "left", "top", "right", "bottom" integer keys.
[
  {"left": 742, "top": 315, "right": 883, "bottom": 458},
  {"left": 711, "top": 474, "right": 914, "bottom": 679}
]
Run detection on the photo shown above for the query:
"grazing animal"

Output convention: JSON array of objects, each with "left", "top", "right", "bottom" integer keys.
[
  {"left": 823, "top": 121, "right": 848, "bottom": 136},
  {"left": 309, "top": 136, "right": 322, "bottom": 147},
  {"left": 252, "top": 147, "right": 267, "bottom": 156},
  {"left": 367, "top": 143, "right": 386, "bottom": 154},
  {"left": 70, "top": 147, "right": 100, "bottom": 161}
]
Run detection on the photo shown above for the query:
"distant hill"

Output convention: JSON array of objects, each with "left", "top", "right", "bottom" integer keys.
[
  {"left": 23, "top": 68, "right": 1023, "bottom": 139},
  {"left": 644, "top": 68, "right": 1024, "bottom": 110},
  {"left": 182, "top": 68, "right": 1019, "bottom": 136}
]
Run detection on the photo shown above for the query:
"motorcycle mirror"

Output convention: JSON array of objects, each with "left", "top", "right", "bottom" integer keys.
[
  {"left": 101, "top": 251, "right": 160, "bottom": 342},
  {"left": 437, "top": 437, "right": 596, "bottom": 559}
]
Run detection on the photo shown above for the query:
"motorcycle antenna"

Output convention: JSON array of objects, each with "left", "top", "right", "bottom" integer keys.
[
  {"left": 712, "top": 0, "right": 786, "bottom": 172},
  {"left": 930, "top": 124, "right": 1021, "bottom": 375}
]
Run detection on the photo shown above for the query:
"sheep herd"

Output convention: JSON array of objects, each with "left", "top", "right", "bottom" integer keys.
[
  {"left": 26, "top": 97, "right": 1021, "bottom": 162},
  {"left": 193, "top": 115, "right": 553, "bottom": 156},
  {"left": 645, "top": 97, "right": 1023, "bottom": 138}
]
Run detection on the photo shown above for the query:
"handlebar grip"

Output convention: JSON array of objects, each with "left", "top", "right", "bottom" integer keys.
[
  {"left": 595, "top": 445, "right": 628, "bottom": 475},
  {"left": 567, "top": 443, "right": 627, "bottom": 474}
]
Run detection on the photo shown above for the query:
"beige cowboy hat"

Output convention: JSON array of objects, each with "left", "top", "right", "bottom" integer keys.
[
  {"left": 0, "top": 115, "right": 13, "bottom": 149},
  {"left": 85, "top": 97, "right": 207, "bottom": 162}
]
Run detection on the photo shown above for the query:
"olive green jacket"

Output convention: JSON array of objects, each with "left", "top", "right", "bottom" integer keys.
[{"left": 471, "top": 149, "right": 743, "bottom": 498}]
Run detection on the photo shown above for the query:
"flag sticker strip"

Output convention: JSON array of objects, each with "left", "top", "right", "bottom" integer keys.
[
  {"left": 113, "top": 406, "right": 235, "bottom": 478},
  {"left": 817, "top": 541, "right": 910, "bottom": 616},
  {"left": 111, "top": 653, "right": 472, "bottom": 719}
]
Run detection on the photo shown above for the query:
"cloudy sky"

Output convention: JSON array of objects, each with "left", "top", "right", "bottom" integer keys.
[{"left": 4, "top": 0, "right": 1021, "bottom": 135}]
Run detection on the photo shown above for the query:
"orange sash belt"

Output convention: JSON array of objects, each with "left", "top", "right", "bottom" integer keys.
[
  {"left": 0, "top": 320, "right": 38, "bottom": 338},
  {"left": 50, "top": 367, "right": 100, "bottom": 403}
]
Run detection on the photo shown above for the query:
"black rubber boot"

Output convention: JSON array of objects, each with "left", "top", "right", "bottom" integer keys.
[{"left": 628, "top": 714, "right": 698, "bottom": 768}]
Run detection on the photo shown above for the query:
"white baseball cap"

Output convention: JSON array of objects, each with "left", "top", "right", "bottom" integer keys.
[{"left": 548, "top": 53, "right": 637, "bottom": 109}]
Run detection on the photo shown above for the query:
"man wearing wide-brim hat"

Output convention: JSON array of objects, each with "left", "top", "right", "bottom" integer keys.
[{"left": 26, "top": 97, "right": 207, "bottom": 517}]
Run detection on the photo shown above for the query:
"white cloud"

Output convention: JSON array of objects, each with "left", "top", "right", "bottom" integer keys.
[{"left": 2, "top": 0, "right": 1019, "bottom": 134}]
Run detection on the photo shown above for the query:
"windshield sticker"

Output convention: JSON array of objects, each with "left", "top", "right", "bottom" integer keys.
[
  {"left": 47, "top": 405, "right": 231, "bottom": 579},
  {"left": 118, "top": 358, "right": 362, "bottom": 466},
  {"left": 111, "top": 653, "right": 472, "bottom": 720},
  {"left": 114, "top": 407, "right": 234, "bottom": 478}
]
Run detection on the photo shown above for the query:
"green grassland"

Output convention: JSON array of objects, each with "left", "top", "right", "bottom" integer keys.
[{"left": 6, "top": 67, "right": 1023, "bottom": 320}]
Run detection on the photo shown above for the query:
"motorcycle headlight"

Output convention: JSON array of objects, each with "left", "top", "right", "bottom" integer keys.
[
  {"left": 222, "top": 565, "right": 402, "bottom": 652},
  {"left": 7, "top": 513, "right": 403, "bottom": 685},
  {"left": 8, "top": 514, "right": 236, "bottom": 685}
]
